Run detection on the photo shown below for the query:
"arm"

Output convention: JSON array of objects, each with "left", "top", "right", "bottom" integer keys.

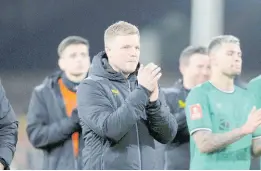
[
  {"left": 186, "top": 88, "right": 250, "bottom": 153},
  {"left": 0, "top": 83, "right": 18, "bottom": 170},
  {"left": 26, "top": 87, "right": 80, "bottom": 149},
  {"left": 145, "top": 90, "right": 178, "bottom": 144},
  {"left": 192, "top": 129, "right": 246, "bottom": 153},
  {"left": 185, "top": 87, "right": 247, "bottom": 154},
  {"left": 77, "top": 79, "right": 151, "bottom": 143}
]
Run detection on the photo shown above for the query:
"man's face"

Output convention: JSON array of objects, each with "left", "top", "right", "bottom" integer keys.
[
  {"left": 58, "top": 44, "right": 90, "bottom": 76},
  {"left": 105, "top": 35, "right": 140, "bottom": 74},
  {"left": 181, "top": 54, "right": 210, "bottom": 85},
  {"left": 211, "top": 43, "right": 242, "bottom": 77}
]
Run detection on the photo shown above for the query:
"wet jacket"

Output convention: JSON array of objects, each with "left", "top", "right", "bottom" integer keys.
[
  {"left": 26, "top": 71, "right": 84, "bottom": 170},
  {"left": 77, "top": 52, "right": 178, "bottom": 170}
]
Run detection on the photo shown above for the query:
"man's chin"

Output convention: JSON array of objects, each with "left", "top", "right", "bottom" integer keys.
[
  {"left": 228, "top": 72, "right": 241, "bottom": 79},
  {"left": 234, "top": 71, "right": 241, "bottom": 76},
  {"left": 69, "top": 72, "right": 87, "bottom": 77},
  {"left": 122, "top": 68, "right": 136, "bottom": 75}
]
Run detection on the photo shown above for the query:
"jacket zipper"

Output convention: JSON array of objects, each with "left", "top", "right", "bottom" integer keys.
[
  {"left": 127, "top": 80, "right": 142, "bottom": 169},
  {"left": 52, "top": 82, "right": 78, "bottom": 169}
]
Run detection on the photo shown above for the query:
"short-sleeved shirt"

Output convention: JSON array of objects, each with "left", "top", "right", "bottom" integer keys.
[
  {"left": 248, "top": 75, "right": 261, "bottom": 169},
  {"left": 185, "top": 81, "right": 261, "bottom": 170},
  {"left": 248, "top": 75, "right": 261, "bottom": 109}
]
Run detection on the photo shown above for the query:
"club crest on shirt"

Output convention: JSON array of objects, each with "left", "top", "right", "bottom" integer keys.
[{"left": 189, "top": 104, "right": 203, "bottom": 120}]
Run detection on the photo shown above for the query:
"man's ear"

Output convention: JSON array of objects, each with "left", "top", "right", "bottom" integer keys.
[
  {"left": 58, "top": 58, "right": 65, "bottom": 70},
  {"left": 210, "top": 55, "right": 217, "bottom": 66},
  {"left": 105, "top": 46, "right": 110, "bottom": 54},
  {"left": 179, "top": 64, "right": 186, "bottom": 76},
  {"left": 105, "top": 38, "right": 114, "bottom": 55}
]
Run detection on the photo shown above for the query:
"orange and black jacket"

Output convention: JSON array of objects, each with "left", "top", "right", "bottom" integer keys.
[{"left": 26, "top": 71, "right": 84, "bottom": 170}]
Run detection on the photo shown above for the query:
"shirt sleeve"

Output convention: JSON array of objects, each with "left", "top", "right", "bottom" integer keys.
[{"left": 185, "top": 87, "right": 212, "bottom": 135}]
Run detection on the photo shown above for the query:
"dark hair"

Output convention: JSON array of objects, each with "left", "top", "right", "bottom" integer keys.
[
  {"left": 179, "top": 46, "right": 208, "bottom": 65},
  {"left": 57, "top": 36, "right": 89, "bottom": 57}
]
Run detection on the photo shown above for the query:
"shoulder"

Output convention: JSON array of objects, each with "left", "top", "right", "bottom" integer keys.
[
  {"left": 248, "top": 75, "right": 261, "bottom": 89},
  {"left": 185, "top": 82, "right": 212, "bottom": 106},
  {"left": 235, "top": 85, "right": 250, "bottom": 95},
  {"left": 189, "top": 82, "right": 211, "bottom": 96},
  {"left": 33, "top": 71, "right": 61, "bottom": 94},
  {"left": 249, "top": 75, "right": 261, "bottom": 84},
  {"left": 80, "top": 75, "right": 110, "bottom": 87},
  {"left": 79, "top": 76, "right": 104, "bottom": 91},
  {"left": 77, "top": 76, "right": 111, "bottom": 99},
  {"left": 235, "top": 85, "right": 256, "bottom": 101},
  {"left": 33, "top": 82, "right": 49, "bottom": 98}
]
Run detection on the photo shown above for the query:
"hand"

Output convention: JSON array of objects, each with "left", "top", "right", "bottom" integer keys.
[
  {"left": 0, "top": 162, "right": 4, "bottom": 170},
  {"left": 71, "top": 108, "right": 80, "bottom": 124},
  {"left": 241, "top": 106, "right": 261, "bottom": 135},
  {"left": 71, "top": 108, "right": 81, "bottom": 131},
  {"left": 137, "top": 63, "right": 162, "bottom": 92}
]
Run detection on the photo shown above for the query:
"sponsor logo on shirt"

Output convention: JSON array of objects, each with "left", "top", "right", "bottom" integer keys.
[
  {"left": 111, "top": 89, "right": 119, "bottom": 95},
  {"left": 219, "top": 118, "right": 230, "bottom": 131},
  {"left": 178, "top": 100, "right": 186, "bottom": 108},
  {"left": 189, "top": 104, "right": 203, "bottom": 120}
]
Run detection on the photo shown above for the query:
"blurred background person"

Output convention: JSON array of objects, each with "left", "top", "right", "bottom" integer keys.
[
  {"left": 163, "top": 46, "right": 210, "bottom": 170},
  {"left": 26, "top": 36, "right": 90, "bottom": 169}
]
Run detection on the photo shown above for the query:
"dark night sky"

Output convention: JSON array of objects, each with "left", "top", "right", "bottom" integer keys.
[{"left": 1, "top": 0, "right": 261, "bottom": 72}]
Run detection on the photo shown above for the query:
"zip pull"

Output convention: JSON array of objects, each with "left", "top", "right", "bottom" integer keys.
[{"left": 127, "top": 80, "right": 131, "bottom": 91}]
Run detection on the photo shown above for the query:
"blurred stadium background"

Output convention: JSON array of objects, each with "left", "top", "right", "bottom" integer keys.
[{"left": 1, "top": 0, "right": 261, "bottom": 169}]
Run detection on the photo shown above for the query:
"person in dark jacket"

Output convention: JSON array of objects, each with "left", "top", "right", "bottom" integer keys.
[
  {"left": 0, "top": 82, "right": 18, "bottom": 170},
  {"left": 163, "top": 46, "right": 210, "bottom": 170},
  {"left": 26, "top": 36, "right": 90, "bottom": 169},
  {"left": 77, "top": 21, "right": 178, "bottom": 170}
]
